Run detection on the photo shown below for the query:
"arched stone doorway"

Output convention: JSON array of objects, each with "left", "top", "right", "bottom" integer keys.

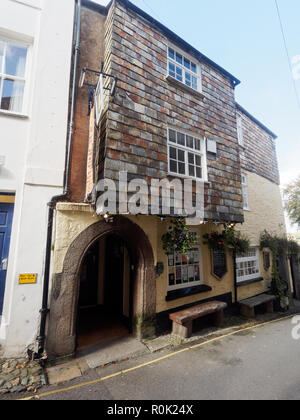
[{"left": 46, "top": 216, "right": 156, "bottom": 358}]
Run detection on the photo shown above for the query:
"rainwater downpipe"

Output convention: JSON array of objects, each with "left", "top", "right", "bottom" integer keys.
[{"left": 34, "top": 0, "right": 82, "bottom": 359}]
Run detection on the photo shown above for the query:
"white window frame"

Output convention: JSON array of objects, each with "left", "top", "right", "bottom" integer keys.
[
  {"left": 167, "top": 229, "right": 204, "bottom": 292},
  {"left": 241, "top": 173, "right": 249, "bottom": 211},
  {"left": 237, "top": 115, "right": 244, "bottom": 147},
  {"left": 0, "top": 36, "right": 31, "bottom": 116},
  {"left": 167, "top": 127, "right": 208, "bottom": 182},
  {"left": 236, "top": 247, "right": 261, "bottom": 283},
  {"left": 167, "top": 44, "right": 202, "bottom": 93}
]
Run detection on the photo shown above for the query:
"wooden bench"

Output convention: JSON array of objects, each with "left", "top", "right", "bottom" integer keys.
[
  {"left": 169, "top": 301, "right": 228, "bottom": 339},
  {"left": 239, "top": 294, "right": 276, "bottom": 319}
]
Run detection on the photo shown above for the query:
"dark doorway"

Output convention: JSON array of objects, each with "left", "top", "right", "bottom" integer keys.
[{"left": 76, "top": 234, "right": 132, "bottom": 352}]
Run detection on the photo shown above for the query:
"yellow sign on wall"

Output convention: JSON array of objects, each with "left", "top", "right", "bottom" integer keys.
[{"left": 19, "top": 274, "right": 37, "bottom": 285}]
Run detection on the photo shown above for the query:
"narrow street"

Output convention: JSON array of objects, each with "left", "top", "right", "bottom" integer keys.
[{"left": 9, "top": 315, "right": 300, "bottom": 401}]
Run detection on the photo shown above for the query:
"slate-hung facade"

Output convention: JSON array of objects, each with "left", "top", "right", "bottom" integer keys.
[{"left": 46, "top": 0, "right": 287, "bottom": 358}]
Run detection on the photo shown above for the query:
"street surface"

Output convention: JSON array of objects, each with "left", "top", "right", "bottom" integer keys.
[{"left": 5, "top": 316, "right": 300, "bottom": 400}]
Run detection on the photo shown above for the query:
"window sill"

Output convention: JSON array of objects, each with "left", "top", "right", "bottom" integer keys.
[
  {"left": 166, "top": 284, "right": 212, "bottom": 302},
  {"left": 166, "top": 75, "right": 205, "bottom": 100},
  {"left": 237, "top": 277, "right": 264, "bottom": 288},
  {"left": 0, "top": 109, "right": 28, "bottom": 119}
]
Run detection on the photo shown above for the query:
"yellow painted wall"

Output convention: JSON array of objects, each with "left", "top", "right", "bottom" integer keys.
[
  {"left": 53, "top": 206, "right": 235, "bottom": 315},
  {"left": 236, "top": 171, "right": 285, "bottom": 300},
  {"left": 239, "top": 171, "right": 286, "bottom": 245}
]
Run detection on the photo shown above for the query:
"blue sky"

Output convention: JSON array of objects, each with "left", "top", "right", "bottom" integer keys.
[{"left": 93, "top": 0, "right": 300, "bottom": 231}]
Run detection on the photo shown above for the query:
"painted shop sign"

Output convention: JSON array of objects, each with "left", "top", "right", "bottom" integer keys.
[
  {"left": 212, "top": 250, "right": 227, "bottom": 280},
  {"left": 19, "top": 274, "right": 37, "bottom": 285}
]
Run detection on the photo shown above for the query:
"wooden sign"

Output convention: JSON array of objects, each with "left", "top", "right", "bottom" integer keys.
[
  {"left": 19, "top": 274, "right": 37, "bottom": 285},
  {"left": 212, "top": 250, "right": 227, "bottom": 280}
]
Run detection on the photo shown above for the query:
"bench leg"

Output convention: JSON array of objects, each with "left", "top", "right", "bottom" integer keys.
[
  {"left": 172, "top": 321, "right": 193, "bottom": 339},
  {"left": 240, "top": 305, "right": 255, "bottom": 319},
  {"left": 265, "top": 301, "right": 274, "bottom": 314},
  {"left": 214, "top": 310, "right": 224, "bottom": 328}
]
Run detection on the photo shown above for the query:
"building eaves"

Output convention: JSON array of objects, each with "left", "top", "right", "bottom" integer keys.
[
  {"left": 236, "top": 103, "right": 278, "bottom": 139},
  {"left": 83, "top": 0, "right": 241, "bottom": 88}
]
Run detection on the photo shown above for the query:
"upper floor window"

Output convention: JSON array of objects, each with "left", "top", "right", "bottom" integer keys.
[
  {"left": 241, "top": 173, "right": 249, "bottom": 210},
  {"left": 168, "top": 46, "right": 202, "bottom": 92},
  {"left": 0, "top": 39, "right": 28, "bottom": 114},
  {"left": 237, "top": 115, "right": 244, "bottom": 147},
  {"left": 168, "top": 128, "right": 207, "bottom": 181}
]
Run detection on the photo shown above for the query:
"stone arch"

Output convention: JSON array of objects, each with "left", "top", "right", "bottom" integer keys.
[{"left": 46, "top": 216, "right": 156, "bottom": 358}]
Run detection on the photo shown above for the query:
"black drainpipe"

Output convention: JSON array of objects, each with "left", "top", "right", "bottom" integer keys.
[
  {"left": 32, "top": 0, "right": 82, "bottom": 360},
  {"left": 233, "top": 250, "right": 238, "bottom": 307}
]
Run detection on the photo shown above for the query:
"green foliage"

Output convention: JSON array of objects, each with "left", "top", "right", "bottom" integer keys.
[
  {"left": 259, "top": 230, "right": 292, "bottom": 308},
  {"left": 203, "top": 227, "right": 250, "bottom": 255},
  {"left": 260, "top": 230, "right": 300, "bottom": 256},
  {"left": 284, "top": 175, "right": 300, "bottom": 228},
  {"left": 162, "top": 219, "right": 197, "bottom": 256}
]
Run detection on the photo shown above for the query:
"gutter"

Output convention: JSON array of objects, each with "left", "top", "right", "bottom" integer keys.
[{"left": 32, "top": 0, "right": 82, "bottom": 360}]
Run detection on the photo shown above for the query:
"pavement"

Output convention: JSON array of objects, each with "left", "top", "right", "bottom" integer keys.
[{"left": 2, "top": 312, "right": 300, "bottom": 400}]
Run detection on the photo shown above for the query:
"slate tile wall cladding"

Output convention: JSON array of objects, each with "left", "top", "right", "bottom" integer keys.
[
  {"left": 95, "top": 0, "right": 244, "bottom": 222},
  {"left": 237, "top": 109, "right": 280, "bottom": 185}
]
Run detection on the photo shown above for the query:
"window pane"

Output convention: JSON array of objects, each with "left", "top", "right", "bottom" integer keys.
[
  {"left": 191, "top": 63, "right": 197, "bottom": 73},
  {"left": 178, "top": 149, "right": 185, "bottom": 162},
  {"left": 169, "top": 129, "right": 176, "bottom": 143},
  {"left": 188, "top": 153, "right": 194, "bottom": 164},
  {"left": 169, "top": 147, "right": 177, "bottom": 160},
  {"left": 196, "top": 167, "right": 202, "bottom": 179},
  {"left": 5, "top": 43, "right": 27, "bottom": 77},
  {"left": 1, "top": 78, "right": 24, "bottom": 112},
  {"left": 177, "top": 132, "right": 185, "bottom": 146},
  {"left": 195, "top": 139, "right": 201, "bottom": 151},
  {"left": 186, "top": 136, "right": 194, "bottom": 149},
  {"left": 195, "top": 155, "right": 201, "bottom": 166},
  {"left": 184, "top": 58, "right": 190, "bottom": 69},
  {"left": 0, "top": 41, "right": 4, "bottom": 72},
  {"left": 170, "top": 160, "right": 177, "bottom": 173},
  {"left": 192, "top": 76, "right": 198, "bottom": 90},
  {"left": 168, "top": 48, "right": 175, "bottom": 60},
  {"left": 168, "top": 62, "right": 175, "bottom": 78},
  {"left": 178, "top": 162, "right": 185, "bottom": 175},
  {"left": 176, "top": 53, "right": 182, "bottom": 64},
  {"left": 189, "top": 165, "right": 195, "bottom": 177}
]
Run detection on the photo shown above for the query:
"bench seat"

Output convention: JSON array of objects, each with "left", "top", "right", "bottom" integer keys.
[
  {"left": 169, "top": 301, "right": 228, "bottom": 339},
  {"left": 240, "top": 294, "right": 276, "bottom": 318}
]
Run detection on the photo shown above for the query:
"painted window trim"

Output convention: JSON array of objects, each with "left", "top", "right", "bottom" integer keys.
[
  {"left": 241, "top": 173, "right": 250, "bottom": 211},
  {"left": 167, "top": 43, "right": 203, "bottom": 94},
  {"left": 236, "top": 247, "right": 261, "bottom": 283},
  {"left": 167, "top": 127, "right": 208, "bottom": 182},
  {"left": 167, "top": 228, "right": 205, "bottom": 292},
  {"left": 0, "top": 35, "right": 32, "bottom": 116}
]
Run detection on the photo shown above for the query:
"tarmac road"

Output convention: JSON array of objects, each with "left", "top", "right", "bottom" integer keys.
[{"left": 6, "top": 315, "right": 300, "bottom": 401}]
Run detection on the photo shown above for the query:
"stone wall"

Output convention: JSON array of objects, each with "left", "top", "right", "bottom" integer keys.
[{"left": 92, "top": 0, "right": 244, "bottom": 223}]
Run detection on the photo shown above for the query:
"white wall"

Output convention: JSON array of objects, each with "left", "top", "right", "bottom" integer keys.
[{"left": 0, "top": 0, "right": 75, "bottom": 357}]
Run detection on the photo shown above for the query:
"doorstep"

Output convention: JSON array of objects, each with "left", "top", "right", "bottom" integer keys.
[{"left": 46, "top": 335, "right": 149, "bottom": 385}]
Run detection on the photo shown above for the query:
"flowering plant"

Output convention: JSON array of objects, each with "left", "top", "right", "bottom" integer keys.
[
  {"left": 162, "top": 219, "right": 197, "bottom": 256},
  {"left": 203, "top": 227, "right": 250, "bottom": 254}
]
